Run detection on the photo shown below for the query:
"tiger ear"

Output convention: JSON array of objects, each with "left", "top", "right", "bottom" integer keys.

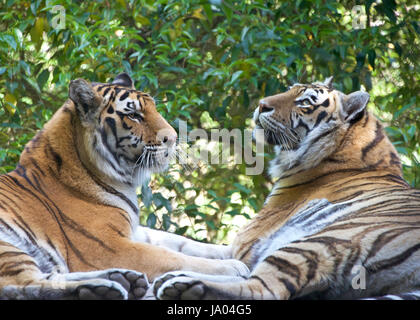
[
  {"left": 112, "top": 73, "right": 135, "bottom": 89},
  {"left": 340, "top": 91, "right": 370, "bottom": 123},
  {"left": 323, "top": 76, "right": 334, "bottom": 89},
  {"left": 69, "top": 78, "right": 102, "bottom": 124}
]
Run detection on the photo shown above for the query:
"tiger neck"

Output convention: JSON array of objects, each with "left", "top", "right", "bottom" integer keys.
[
  {"left": 17, "top": 101, "right": 139, "bottom": 229},
  {"left": 264, "top": 113, "right": 407, "bottom": 210}
]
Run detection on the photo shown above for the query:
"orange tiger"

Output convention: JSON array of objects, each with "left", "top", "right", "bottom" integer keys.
[
  {"left": 0, "top": 73, "right": 248, "bottom": 300},
  {"left": 153, "top": 77, "right": 420, "bottom": 300}
]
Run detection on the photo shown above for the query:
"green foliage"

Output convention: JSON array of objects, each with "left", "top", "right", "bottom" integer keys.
[{"left": 1, "top": 0, "right": 419, "bottom": 243}]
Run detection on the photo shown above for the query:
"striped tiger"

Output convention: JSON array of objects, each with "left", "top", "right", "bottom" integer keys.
[
  {"left": 0, "top": 73, "right": 248, "bottom": 300},
  {"left": 153, "top": 77, "right": 420, "bottom": 300}
]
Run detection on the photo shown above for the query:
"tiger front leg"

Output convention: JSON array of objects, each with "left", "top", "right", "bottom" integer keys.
[
  {"left": 153, "top": 272, "right": 278, "bottom": 300},
  {"left": 152, "top": 239, "right": 347, "bottom": 300},
  {"left": 0, "top": 241, "right": 148, "bottom": 300},
  {"left": 134, "top": 226, "right": 233, "bottom": 259},
  {"left": 107, "top": 239, "right": 249, "bottom": 282}
]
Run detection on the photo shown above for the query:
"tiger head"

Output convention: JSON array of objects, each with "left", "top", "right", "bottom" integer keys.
[
  {"left": 68, "top": 73, "right": 177, "bottom": 186},
  {"left": 253, "top": 77, "right": 400, "bottom": 179}
]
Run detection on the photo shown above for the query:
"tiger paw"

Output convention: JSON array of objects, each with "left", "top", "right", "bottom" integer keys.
[
  {"left": 106, "top": 269, "right": 149, "bottom": 300},
  {"left": 213, "top": 259, "right": 250, "bottom": 277},
  {"left": 153, "top": 273, "right": 207, "bottom": 300},
  {"left": 76, "top": 279, "right": 128, "bottom": 300}
]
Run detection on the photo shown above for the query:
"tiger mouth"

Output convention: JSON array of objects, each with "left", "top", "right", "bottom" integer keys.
[
  {"left": 144, "top": 145, "right": 171, "bottom": 158},
  {"left": 256, "top": 118, "right": 300, "bottom": 150},
  {"left": 134, "top": 145, "right": 174, "bottom": 171}
]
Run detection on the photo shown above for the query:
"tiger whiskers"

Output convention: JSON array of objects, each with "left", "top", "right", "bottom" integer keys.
[
  {"left": 130, "top": 151, "right": 148, "bottom": 185},
  {"left": 260, "top": 116, "right": 301, "bottom": 150}
]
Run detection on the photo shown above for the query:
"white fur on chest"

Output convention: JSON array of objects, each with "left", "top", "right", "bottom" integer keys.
[{"left": 251, "top": 198, "right": 353, "bottom": 268}]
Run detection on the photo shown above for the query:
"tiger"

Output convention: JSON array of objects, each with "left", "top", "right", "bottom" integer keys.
[
  {"left": 153, "top": 77, "right": 420, "bottom": 300},
  {"left": 0, "top": 73, "right": 248, "bottom": 300}
]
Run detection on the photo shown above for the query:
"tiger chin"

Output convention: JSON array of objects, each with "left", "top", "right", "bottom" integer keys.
[
  {"left": 153, "top": 77, "right": 420, "bottom": 300},
  {"left": 0, "top": 73, "right": 248, "bottom": 300}
]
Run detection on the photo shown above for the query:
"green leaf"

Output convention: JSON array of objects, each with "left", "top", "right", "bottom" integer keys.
[
  {"left": 141, "top": 184, "right": 153, "bottom": 209},
  {"left": 247, "top": 198, "right": 259, "bottom": 211},
  {"left": 407, "top": 125, "right": 416, "bottom": 140},
  {"left": 37, "top": 69, "right": 50, "bottom": 90},
  {"left": 175, "top": 226, "right": 188, "bottom": 235},
  {"left": 225, "top": 209, "right": 240, "bottom": 216},
  {"left": 1, "top": 34, "right": 17, "bottom": 50},
  {"left": 230, "top": 71, "right": 243, "bottom": 84},
  {"left": 394, "top": 100, "right": 414, "bottom": 120},
  {"left": 221, "top": 3, "right": 233, "bottom": 22},
  {"left": 206, "top": 220, "right": 216, "bottom": 230},
  {"left": 146, "top": 213, "right": 157, "bottom": 228},
  {"left": 19, "top": 60, "right": 31, "bottom": 76},
  {"left": 162, "top": 214, "right": 172, "bottom": 230},
  {"left": 233, "top": 183, "right": 251, "bottom": 195},
  {"left": 153, "top": 192, "right": 172, "bottom": 212}
]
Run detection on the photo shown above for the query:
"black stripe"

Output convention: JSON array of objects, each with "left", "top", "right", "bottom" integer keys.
[
  {"left": 96, "top": 85, "right": 108, "bottom": 92},
  {"left": 11, "top": 167, "right": 113, "bottom": 266},
  {"left": 2, "top": 260, "right": 38, "bottom": 272},
  {"left": 0, "top": 190, "right": 23, "bottom": 208},
  {"left": 365, "top": 227, "right": 420, "bottom": 263},
  {"left": 73, "top": 133, "right": 138, "bottom": 215},
  {"left": 362, "top": 112, "right": 370, "bottom": 127},
  {"left": 265, "top": 256, "right": 301, "bottom": 281},
  {"left": 0, "top": 217, "right": 21, "bottom": 239},
  {"left": 249, "top": 275, "right": 276, "bottom": 298},
  {"left": 296, "top": 119, "right": 310, "bottom": 133},
  {"left": 238, "top": 246, "right": 253, "bottom": 261},
  {"left": 45, "top": 143, "right": 62, "bottom": 172},
  {"left": 275, "top": 168, "right": 388, "bottom": 191},
  {"left": 319, "top": 98, "right": 329, "bottom": 107},
  {"left": 28, "top": 157, "right": 46, "bottom": 177},
  {"left": 46, "top": 235, "right": 64, "bottom": 265},
  {"left": 0, "top": 251, "right": 27, "bottom": 259},
  {"left": 348, "top": 109, "right": 365, "bottom": 125},
  {"left": 310, "top": 127, "right": 337, "bottom": 146},
  {"left": 288, "top": 127, "right": 338, "bottom": 170},
  {"left": 0, "top": 269, "right": 27, "bottom": 277},
  {"left": 11, "top": 217, "right": 38, "bottom": 245},
  {"left": 100, "top": 127, "right": 121, "bottom": 167},
  {"left": 107, "top": 223, "right": 127, "bottom": 237},
  {"left": 389, "top": 152, "right": 401, "bottom": 166},
  {"left": 280, "top": 246, "right": 320, "bottom": 285},
  {"left": 361, "top": 120, "right": 384, "bottom": 160},
  {"left": 119, "top": 91, "right": 130, "bottom": 101},
  {"left": 105, "top": 117, "right": 118, "bottom": 147},
  {"left": 314, "top": 111, "right": 328, "bottom": 128},
  {"left": 278, "top": 277, "right": 297, "bottom": 297},
  {"left": 103, "top": 87, "right": 111, "bottom": 96}
]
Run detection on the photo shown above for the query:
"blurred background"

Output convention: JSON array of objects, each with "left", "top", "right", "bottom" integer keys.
[{"left": 0, "top": 0, "right": 419, "bottom": 244}]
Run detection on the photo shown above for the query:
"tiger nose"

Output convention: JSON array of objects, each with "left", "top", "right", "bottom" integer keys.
[{"left": 259, "top": 100, "right": 274, "bottom": 114}]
